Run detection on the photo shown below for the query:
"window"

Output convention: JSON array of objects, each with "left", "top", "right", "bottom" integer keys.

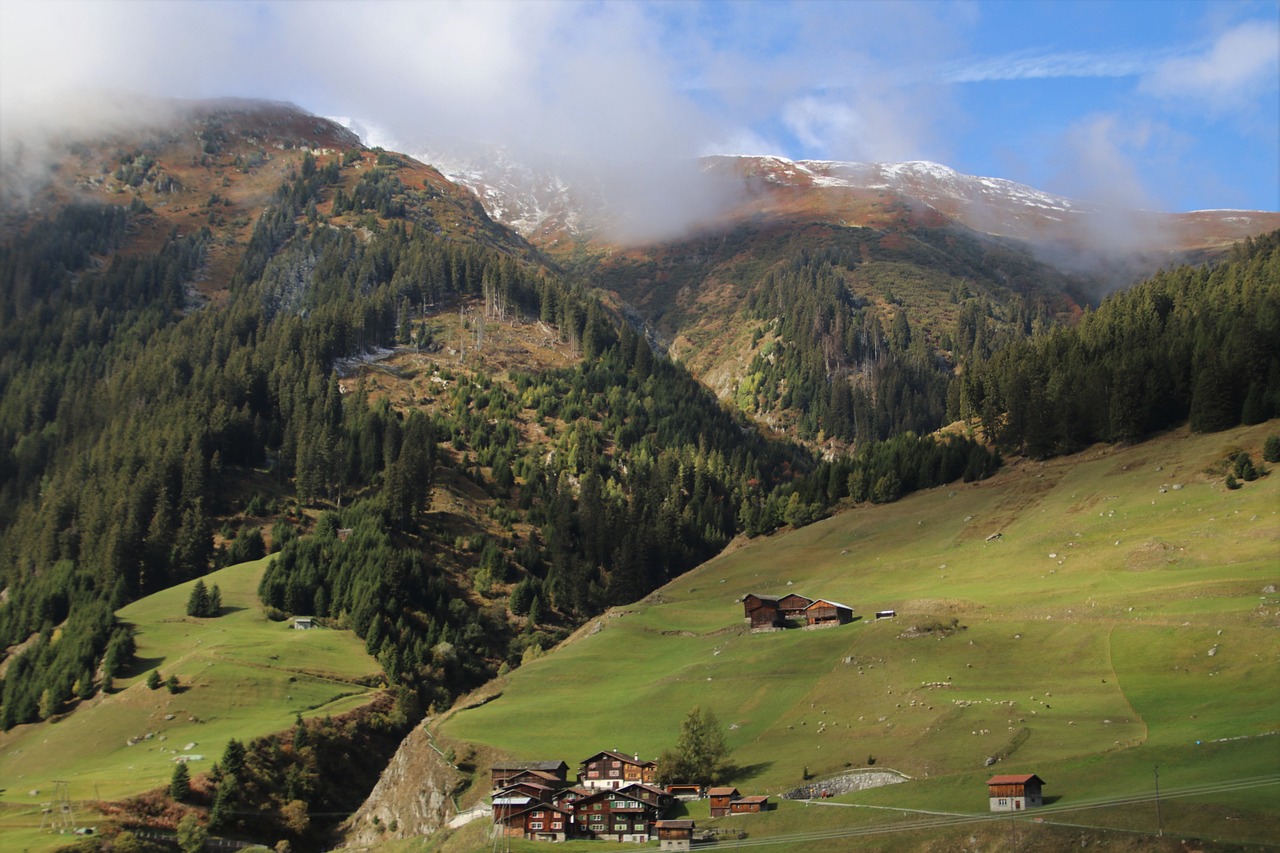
[
  {"left": 612, "top": 761, "right": 621, "bottom": 768},
  {"left": 614, "top": 823, "right": 628, "bottom": 832},
  {"left": 591, "top": 813, "right": 604, "bottom": 822},
  {"left": 609, "top": 769, "right": 620, "bottom": 777},
  {"left": 529, "top": 822, "right": 543, "bottom": 830},
  {"left": 594, "top": 803, "right": 602, "bottom": 811},
  {"left": 998, "top": 798, "right": 1008, "bottom": 806},
  {"left": 552, "top": 822, "right": 562, "bottom": 830},
  {"left": 532, "top": 811, "right": 544, "bottom": 818}
]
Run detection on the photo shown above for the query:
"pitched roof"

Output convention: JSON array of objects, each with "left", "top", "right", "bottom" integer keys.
[
  {"left": 619, "top": 782, "right": 669, "bottom": 797},
  {"left": 805, "top": 598, "right": 853, "bottom": 611},
  {"left": 708, "top": 786, "right": 740, "bottom": 796},
  {"left": 733, "top": 795, "right": 770, "bottom": 804},
  {"left": 581, "top": 749, "right": 654, "bottom": 766},
  {"left": 656, "top": 820, "right": 695, "bottom": 829},
  {"left": 986, "top": 774, "right": 1045, "bottom": 785},
  {"left": 743, "top": 593, "right": 782, "bottom": 603},
  {"left": 492, "top": 760, "right": 569, "bottom": 772}
]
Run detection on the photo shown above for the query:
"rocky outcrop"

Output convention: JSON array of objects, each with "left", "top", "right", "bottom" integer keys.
[{"left": 342, "top": 724, "right": 467, "bottom": 847}]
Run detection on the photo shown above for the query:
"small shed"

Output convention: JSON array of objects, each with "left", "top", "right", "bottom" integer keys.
[
  {"left": 875, "top": 610, "right": 896, "bottom": 620},
  {"left": 776, "top": 593, "right": 813, "bottom": 618},
  {"left": 730, "top": 795, "right": 770, "bottom": 813},
  {"left": 985, "top": 774, "right": 1045, "bottom": 811},
  {"left": 804, "top": 599, "right": 854, "bottom": 627},
  {"left": 708, "top": 786, "right": 740, "bottom": 818},
  {"left": 749, "top": 602, "right": 784, "bottom": 630},
  {"left": 292, "top": 616, "right": 314, "bottom": 630},
  {"left": 656, "top": 820, "right": 695, "bottom": 851},
  {"left": 741, "top": 593, "right": 781, "bottom": 621},
  {"left": 666, "top": 783, "right": 703, "bottom": 800}
]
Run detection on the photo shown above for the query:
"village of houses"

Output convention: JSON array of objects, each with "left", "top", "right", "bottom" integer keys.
[{"left": 487, "top": 592, "right": 1044, "bottom": 846}]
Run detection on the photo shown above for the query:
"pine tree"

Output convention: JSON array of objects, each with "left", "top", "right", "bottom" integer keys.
[
  {"left": 208, "top": 583, "right": 223, "bottom": 615},
  {"left": 186, "top": 579, "right": 210, "bottom": 617},
  {"left": 147, "top": 670, "right": 162, "bottom": 690},
  {"left": 170, "top": 761, "right": 191, "bottom": 802}
]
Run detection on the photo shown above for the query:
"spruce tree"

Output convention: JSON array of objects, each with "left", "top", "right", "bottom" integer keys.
[
  {"left": 170, "top": 761, "right": 191, "bottom": 802},
  {"left": 187, "top": 579, "right": 209, "bottom": 617}
]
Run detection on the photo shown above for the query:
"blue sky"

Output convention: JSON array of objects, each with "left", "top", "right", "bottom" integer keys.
[{"left": 2, "top": 0, "right": 1277, "bottom": 212}]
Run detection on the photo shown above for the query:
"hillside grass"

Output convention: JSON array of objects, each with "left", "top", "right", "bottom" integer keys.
[
  {"left": 436, "top": 421, "right": 1280, "bottom": 849},
  {"left": 0, "top": 557, "right": 381, "bottom": 842}
]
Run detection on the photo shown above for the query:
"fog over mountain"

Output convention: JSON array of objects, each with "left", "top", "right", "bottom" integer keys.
[{"left": 2, "top": 0, "right": 1275, "bottom": 226}]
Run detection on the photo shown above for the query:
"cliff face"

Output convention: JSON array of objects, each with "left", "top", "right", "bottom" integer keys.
[{"left": 343, "top": 725, "right": 468, "bottom": 847}]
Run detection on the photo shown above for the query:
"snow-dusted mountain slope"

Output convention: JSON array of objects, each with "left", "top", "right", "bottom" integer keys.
[{"left": 328, "top": 118, "right": 1278, "bottom": 253}]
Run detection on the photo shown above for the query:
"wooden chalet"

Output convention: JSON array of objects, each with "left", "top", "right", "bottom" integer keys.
[
  {"left": 504, "top": 768, "right": 569, "bottom": 789},
  {"left": 707, "top": 786, "right": 740, "bottom": 818},
  {"left": 729, "top": 795, "right": 771, "bottom": 814},
  {"left": 776, "top": 593, "right": 813, "bottom": 618},
  {"left": 985, "top": 774, "right": 1045, "bottom": 812},
  {"left": 494, "top": 801, "right": 574, "bottom": 842},
  {"left": 497, "top": 780, "right": 560, "bottom": 804},
  {"left": 804, "top": 598, "right": 854, "bottom": 627},
  {"left": 491, "top": 760, "right": 570, "bottom": 789},
  {"left": 655, "top": 820, "right": 695, "bottom": 851},
  {"left": 742, "top": 593, "right": 782, "bottom": 621},
  {"left": 549, "top": 785, "right": 593, "bottom": 811},
  {"left": 573, "top": 788, "right": 664, "bottom": 842},
  {"left": 618, "top": 782, "right": 674, "bottom": 812},
  {"left": 578, "top": 750, "right": 658, "bottom": 790},
  {"left": 749, "top": 600, "right": 784, "bottom": 630}
]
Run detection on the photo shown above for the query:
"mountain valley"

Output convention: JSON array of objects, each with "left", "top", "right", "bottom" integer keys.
[{"left": 0, "top": 99, "right": 1277, "bottom": 852}]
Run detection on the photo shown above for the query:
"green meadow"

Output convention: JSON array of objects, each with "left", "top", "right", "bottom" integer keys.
[
  {"left": 437, "top": 422, "right": 1280, "bottom": 849},
  {"left": 0, "top": 557, "right": 381, "bottom": 847}
]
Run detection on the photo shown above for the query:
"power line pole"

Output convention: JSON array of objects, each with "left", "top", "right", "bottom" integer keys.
[{"left": 1153, "top": 765, "right": 1163, "bottom": 837}]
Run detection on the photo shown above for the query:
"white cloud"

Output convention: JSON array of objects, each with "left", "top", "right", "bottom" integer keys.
[
  {"left": 1139, "top": 20, "right": 1280, "bottom": 113},
  {"left": 943, "top": 48, "right": 1164, "bottom": 83}
]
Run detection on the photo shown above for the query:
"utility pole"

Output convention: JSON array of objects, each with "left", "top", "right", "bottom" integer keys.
[{"left": 1154, "top": 765, "right": 1163, "bottom": 836}]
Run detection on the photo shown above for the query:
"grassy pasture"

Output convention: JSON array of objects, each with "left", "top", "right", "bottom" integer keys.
[
  {"left": 438, "top": 422, "right": 1280, "bottom": 849},
  {"left": 0, "top": 557, "right": 381, "bottom": 844}
]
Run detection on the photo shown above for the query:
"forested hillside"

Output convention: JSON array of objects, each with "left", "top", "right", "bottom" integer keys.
[
  {"left": 0, "top": 116, "right": 998, "bottom": 741},
  {"left": 960, "top": 231, "right": 1280, "bottom": 456},
  {"left": 571, "top": 211, "right": 1086, "bottom": 446}
]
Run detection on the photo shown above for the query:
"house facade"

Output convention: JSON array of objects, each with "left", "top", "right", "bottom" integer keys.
[
  {"left": 491, "top": 760, "right": 570, "bottom": 789},
  {"left": 985, "top": 774, "right": 1045, "bottom": 811},
  {"left": 742, "top": 594, "right": 782, "bottom": 621},
  {"left": 655, "top": 820, "right": 695, "bottom": 852},
  {"left": 707, "top": 786, "right": 740, "bottom": 818},
  {"left": 749, "top": 601, "right": 784, "bottom": 630},
  {"left": 573, "top": 788, "right": 663, "bottom": 842},
  {"left": 578, "top": 750, "right": 658, "bottom": 790},
  {"left": 804, "top": 598, "right": 855, "bottom": 627},
  {"left": 729, "top": 795, "right": 770, "bottom": 813},
  {"left": 776, "top": 593, "right": 813, "bottom": 619}
]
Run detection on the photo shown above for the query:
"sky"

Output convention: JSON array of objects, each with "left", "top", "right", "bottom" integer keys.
[{"left": 1, "top": 0, "right": 1277, "bottom": 213}]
